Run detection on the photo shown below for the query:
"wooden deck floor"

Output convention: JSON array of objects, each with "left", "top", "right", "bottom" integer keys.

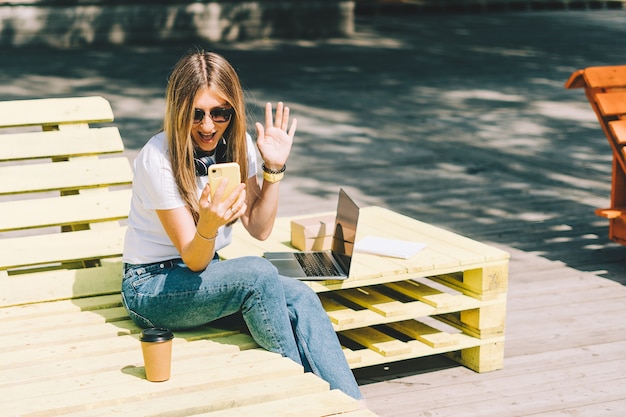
[
  {"left": 274, "top": 11, "right": 626, "bottom": 416},
  {"left": 2, "top": 8, "right": 626, "bottom": 417},
  {"left": 355, "top": 246, "right": 626, "bottom": 416}
]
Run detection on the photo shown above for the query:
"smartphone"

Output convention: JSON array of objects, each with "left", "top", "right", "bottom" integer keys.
[{"left": 208, "top": 162, "right": 241, "bottom": 202}]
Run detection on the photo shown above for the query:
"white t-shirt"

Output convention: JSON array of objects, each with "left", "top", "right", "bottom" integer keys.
[{"left": 123, "top": 131, "right": 257, "bottom": 265}]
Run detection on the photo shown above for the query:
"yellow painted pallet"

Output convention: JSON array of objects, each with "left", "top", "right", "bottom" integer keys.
[
  {"left": 0, "top": 96, "right": 375, "bottom": 417},
  {"left": 222, "top": 205, "right": 510, "bottom": 373}
]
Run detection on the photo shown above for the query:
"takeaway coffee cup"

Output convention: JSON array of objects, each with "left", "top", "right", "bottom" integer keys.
[{"left": 140, "top": 328, "right": 174, "bottom": 382}]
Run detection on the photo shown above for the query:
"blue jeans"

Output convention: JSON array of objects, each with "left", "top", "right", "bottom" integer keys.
[{"left": 121, "top": 255, "right": 362, "bottom": 400}]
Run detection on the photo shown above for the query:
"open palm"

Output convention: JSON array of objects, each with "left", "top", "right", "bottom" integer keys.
[{"left": 255, "top": 102, "right": 297, "bottom": 169}]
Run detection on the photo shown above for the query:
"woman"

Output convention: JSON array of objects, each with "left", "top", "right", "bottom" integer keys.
[{"left": 121, "top": 49, "right": 363, "bottom": 402}]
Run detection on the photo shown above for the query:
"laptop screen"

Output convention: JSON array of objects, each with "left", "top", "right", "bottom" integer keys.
[{"left": 330, "top": 189, "right": 360, "bottom": 273}]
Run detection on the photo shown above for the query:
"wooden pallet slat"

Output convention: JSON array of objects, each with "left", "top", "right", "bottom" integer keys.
[
  {"left": 0, "top": 126, "right": 124, "bottom": 161},
  {"left": 0, "top": 259, "right": 124, "bottom": 307},
  {"left": 0, "top": 96, "right": 114, "bottom": 128},
  {"left": 384, "top": 279, "right": 463, "bottom": 309},
  {"left": 4, "top": 351, "right": 305, "bottom": 416},
  {"left": 59, "top": 373, "right": 333, "bottom": 417},
  {"left": 0, "top": 156, "right": 133, "bottom": 195},
  {"left": 1, "top": 336, "right": 242, "bottom": 386},
  {"left": 341, "top": 327, "right": 411, "bottom": 357},
  {"left": 0, "top": 294, "right": 122, "bottom": 321},
  {"left": 0, "top": 305, "right": 129, "bottom": 335},
  {"left": 0, "top": 188, "right": 132, "bottom": 232},
  {"left": 319, "top": 294, "right": 365, "bottom": 326},
  {"left": 387, "top": 319, "right": 460, "bottom": 348},
  {"left": 336, "top": 287, "right": 408, "bottom": 317},
  {"left": 0, "top": 227, "right": 127, "bottom": 270},
  {"left": 193, "top": 390, "right": 358, "bottom": 417}
]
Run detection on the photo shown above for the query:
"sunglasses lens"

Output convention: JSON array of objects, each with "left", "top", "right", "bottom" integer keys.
[
  {"left": 211, "top": 108, "right": 233, "bottom": 123},
  {"left": 193, "top": 108, "right": 233, "bottom": 124},
  {"left": 193, "top": 108, "right": 204, "bottom": 124}
]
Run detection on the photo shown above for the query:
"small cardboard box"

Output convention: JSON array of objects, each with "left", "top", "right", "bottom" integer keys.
[{"left": 291, "top": 215, "right": 336, "bottom": 251}]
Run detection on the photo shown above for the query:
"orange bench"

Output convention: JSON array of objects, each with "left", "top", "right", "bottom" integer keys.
[{"left": 566, "top": 65, "right": 626, "bottom": 245}]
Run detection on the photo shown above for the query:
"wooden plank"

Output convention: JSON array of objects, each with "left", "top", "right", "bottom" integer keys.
[
  {"left": 0, "top": 319, "right": 138, "bottom": 351},
  {"left": 582, "top": 65, "right": 626, "bottom": 89},
  {"left": 384, "top": 279, "right": 463, "bottom": 309},
  {"left": 336, "top": 287, "right": 408, "bottom": 317},
  {"left": 322, "top": 290, "right": 493, "bottom": 332},
  {"left": 0, "top": 126, "right": 124, "bottom": 161},
  {"left": 0, "top": 315, "right": 250, "bottom": 353},
  {"left": 342, "top": 347, "right": 362, "bottom": 365},
  {"left": 0, "top": 331, "right": 255, "bottom": 370},
  {"left": 401, "top": 372, "right": 626, "bottom": 417},
  {"left": 532, "top": 398, "right": 626, "bottom": 417},
  {"left": 194, "top": 390, "right": 358, "bottom": 417},
  {"left": 361, "top": 347, "right": 626, "bottom": 415},
  {"left": 363, "top": 338, "right": 626, "bottom": 398},
  {"left": 0, "top": 227, "right": 126, "bottom": 270},
  {"left": 341, "top": 327, "right": 411, "bottom": 357},
  {"left": 56, "top": 374, "right": 334, "bottom": 417},
  {"left": 0, "top": 294, "right": 122, "bottom": 321},
  {"left": 0, "top": 188, "right": 131, "bottom": 232},
  {"left": 0, "top": 259, "right": 124, "bottom": 307},
  {"left": 0, "top": 96, "right": 114, "bottom": 128},
  {"left": 350, "top": 333, "right": 504, "bottom": 369},
  {"left": 0, "top": 337, "right": 241, "bottom": 385},
  {"left": 0, "top": 156, "right": 132, "bottom": 195},
  {"left": 3, "top": 351, "right": 305, "bottom": 416},
  {"left": 609, "top": 119, "right": 626, "bottom": 145},
  {"left": 0, "top": 306, "right": 129, "bottom": 334},
  {"left": 0, "top": 333, "right": 141, "bottom": 368},
  {"left": 387, "top": 320, "right": 460, "bottom": 348},
  {"left": 319, "top": 294, "right": 365, "bottom": 326},
  {"left": 595, "top": 91, "right": 626, "bottom": 116},
  {"left": 334, "top": 412, "right": 379, "bottom": 417}
]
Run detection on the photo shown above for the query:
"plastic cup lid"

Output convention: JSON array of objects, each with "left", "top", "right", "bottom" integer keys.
[{"left": 140, "top": 328, "right": 174, "bottom": 342}]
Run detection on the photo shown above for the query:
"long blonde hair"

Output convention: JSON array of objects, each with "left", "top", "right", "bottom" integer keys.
[{"left": 163, "top": 49, "right": 248, "bottom": 223}]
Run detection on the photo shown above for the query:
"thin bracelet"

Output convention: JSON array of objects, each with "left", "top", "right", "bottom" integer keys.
[
  {"left": 262, "top": 163, "right": 286, "bottom": 174},
  {"left": 196, "top": 229, "right": 218, "bottom": 241}
]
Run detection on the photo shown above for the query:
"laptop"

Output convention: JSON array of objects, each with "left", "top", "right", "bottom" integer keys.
[{"left": 264, "top": 188, "right": 360, "bottom": 280}]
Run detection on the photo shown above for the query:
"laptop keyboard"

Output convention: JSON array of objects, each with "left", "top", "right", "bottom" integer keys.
[{"left": 293, "top": 252, "right": 342, "bottom": 277}]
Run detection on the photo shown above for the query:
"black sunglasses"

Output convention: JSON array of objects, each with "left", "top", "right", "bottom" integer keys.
[{"left": 193, "top": 107, "right": 234, "bottom": 124}]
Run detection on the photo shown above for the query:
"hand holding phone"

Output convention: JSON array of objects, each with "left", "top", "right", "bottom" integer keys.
[{"left": 208, "top": 162, "right": 241, "bottom": 202}]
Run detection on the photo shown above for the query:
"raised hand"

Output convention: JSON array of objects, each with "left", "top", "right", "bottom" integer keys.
[{"left": 255, "top": 102, "right": 297, "bottom": 170}]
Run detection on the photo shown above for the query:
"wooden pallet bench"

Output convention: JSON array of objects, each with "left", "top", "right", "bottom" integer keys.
[
  {"left": 220, "top": 207, "right": 510, "bottom": 373},
  {"left": 0, "top": 96, "right": 376, "bottom": 417},
  {"left": 566, "top": 65, "right": 626, "bottom": 245}
]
